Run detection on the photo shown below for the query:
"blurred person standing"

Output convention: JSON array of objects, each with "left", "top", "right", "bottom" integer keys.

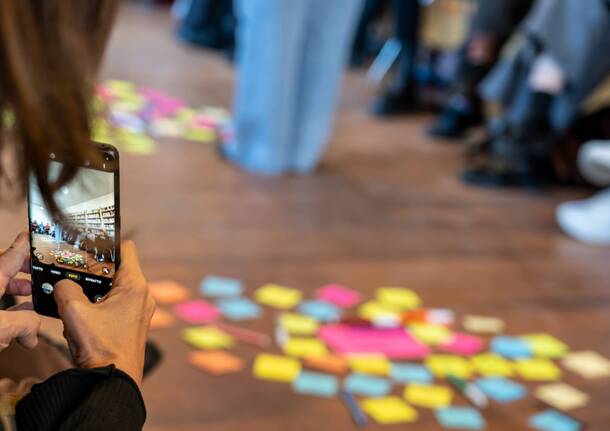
[{"left": 220, "top": 0, "right": 364, "bottom": 174}]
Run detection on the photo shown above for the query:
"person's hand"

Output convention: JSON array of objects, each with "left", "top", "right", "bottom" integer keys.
[
  {"left": 53, "top": 241, "right": 155, "bottom": 387},
  {"left": 0, "top": 232, "right": 41, "bottom": 351}
]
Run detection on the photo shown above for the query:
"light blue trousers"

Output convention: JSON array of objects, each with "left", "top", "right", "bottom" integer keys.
[{"left": 227, "top": 0, "right": 363, "bottom": 174}]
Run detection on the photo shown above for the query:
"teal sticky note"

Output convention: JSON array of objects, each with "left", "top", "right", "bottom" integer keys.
[
  {"left": 390, "top": 363, "right": 433, "bottom": 384},
  {"left": 200, "top": 276, "right": 243, "bottom": 297},
  {"left": 292, "top": 371, "right": 338, "bottom": 398},
  {"left": 476, "top": 377, "right": 526, "bottom": 403},
  {"left": 343, "top": 373, "right": 391, "bottom": 397},
  {"left": 297, "top": 300, "right": 342, "bottom": 322},
  {"left": 217, "top": 297, "right": 262, "bottom": 321},
  {"left": 436, "top": 407, "right": 485, "bottom": 430},
  {"left": 529, "top": 410, "right": 582, "bottom": 431},
  {"left": 491, "top": 336, "right": 532, "bottom": 359}
]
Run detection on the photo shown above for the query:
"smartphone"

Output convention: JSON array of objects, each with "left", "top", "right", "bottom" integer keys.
[{"left": 28, "top": 143, "right": 120, "bottom": 318}]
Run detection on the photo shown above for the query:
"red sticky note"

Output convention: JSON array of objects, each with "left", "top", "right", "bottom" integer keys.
[
  {"left": 316, "top": 284, "right": 362, "bottom": 308},
  {"left": 440, "top": 333, "right": 485, "bottom": 356},
  {"left": 174, "top": 300, "right": 220, "bottom": 324}
]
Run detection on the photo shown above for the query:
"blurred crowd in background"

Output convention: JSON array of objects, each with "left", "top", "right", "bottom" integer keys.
[{"left": 170, "top": 0, "right": 610, "bottom": 245}]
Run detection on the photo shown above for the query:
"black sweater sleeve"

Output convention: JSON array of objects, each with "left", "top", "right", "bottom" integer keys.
[{"left": 15, "top": 365, "right": 146, "bottom": 431}]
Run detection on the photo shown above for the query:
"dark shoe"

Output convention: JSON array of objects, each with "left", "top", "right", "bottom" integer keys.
[
  {"left": 461, "top": 152, "right": 553, "bottom": 189},
  {"left": 428, "top": 105, "right": 483, "bottom": 139},
  {"left": 370, "top": 88, "right": 419, "bottom": 117}
]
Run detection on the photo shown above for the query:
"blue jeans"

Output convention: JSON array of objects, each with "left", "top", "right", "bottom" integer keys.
[{"left": 227, "top": 0, "right": 364, "bottom": 174}]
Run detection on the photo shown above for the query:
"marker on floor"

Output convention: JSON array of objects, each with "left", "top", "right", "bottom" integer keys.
[
  {"left": 341, "top": 390, "right": 368, "bottom": 428},
  {"left": 448, "top": 375, "right": 488, "bottom": 409}
]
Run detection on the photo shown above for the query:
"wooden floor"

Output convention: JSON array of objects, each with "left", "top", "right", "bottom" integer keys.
[{"left": 0, "top": 3, "right": 608, "bottom": 430}]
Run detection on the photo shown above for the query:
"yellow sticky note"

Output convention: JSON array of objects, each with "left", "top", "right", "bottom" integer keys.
[
  {"left": 404, "top": 384, "right": 452, "bottom": 409},
  {"left": 470, "top": 353, "right": 514, "bottom": 377},
  {"left": 255, "top": 284, "right": 302, "bottom": 310},
  {"left": 185, "top": 126, "right": 216, "bottom": 143},
  {"left": 183, "top": 326, "right": 234, "bottom": 350},
  {"left": 561, "top": 351, "right": 610, "bottom": 379},
  {"left": 117, "top": 130, "right": 157, "bottom": 155},
  {"left": 522, "top": 334, "right": 568, "bottom": 359},
  {"left": 535, "top": 383, "right": 590, "bottom": 411},
  {"left": 409, "top": 323, "right": 452, "bottom": 345},
  {"left": 515, "top": 359, "right": 561, "bottom": 381},
  {"left": 426, "top": 355, "right": 473, "bottom": 379},
  {"left": 283, "top": 337, "right": 327, "bottom": 358},
  {"left": 376, "top": 287, "right": 421, "bottom": 310},
  {"left": 279, "top": 313, "right": 319, "bottom": 336},
  {"left": 357, "top": 301, "right": 400, "bottom": 320},
  {"left": 361, "top": 397, "right": 418, "bottom": 424},
  {"left": 253, "top": 354, "right": 301, "bottom": 383},
  {"left": 349, "top": 354, "right": 391, "bottom": 376},
  {"left": 106, "top": 79, "right": 136, "bottom": 96},
  {"left": 462, "top": 315, "right": 505, "bottom": 334}
]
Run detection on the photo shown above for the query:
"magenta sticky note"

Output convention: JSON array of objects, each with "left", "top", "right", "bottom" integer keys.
[
  {"left": 440, "top": 333, "right": 485, "bottom": 356},
  {"left": 319, "top": 325, "right": 429, "bottom": 360},
  {"left": 316, "top": 284, "right": 362, "bottom": 308},
  {"left": 174, "top": 300, "right": 220, "bottom": 324}
]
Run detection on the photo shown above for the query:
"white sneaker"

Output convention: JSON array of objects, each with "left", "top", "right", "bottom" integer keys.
[
  {"left": 578, "top": 140, "right": 610, "bottom": 186},
  {"left": 557, "top": 188, "right": 610, "bottom": 245}
]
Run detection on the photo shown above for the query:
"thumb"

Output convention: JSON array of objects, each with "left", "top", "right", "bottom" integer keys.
[
  {"left": 0, "top": 310, "right": 41, "bottom": 350},
  {"left": 53, "top": 279, "right": 89, "bottom": 316}
]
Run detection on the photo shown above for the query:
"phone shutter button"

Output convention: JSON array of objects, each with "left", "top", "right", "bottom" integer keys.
[{"left": 41, "top": 283, "right": 53, "bottom": 294}]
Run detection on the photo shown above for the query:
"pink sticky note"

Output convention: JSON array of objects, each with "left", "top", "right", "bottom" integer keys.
[
  {"left": 439, "top": 333, "right": 484, "bottom": 356},
  {"left": 174, "top": 300, "right": 220, "bottom": 324},
  {"left": 316, "top": 284, "right": 362, "bottom": 308},
  {"left": 139, "top": 88, "right": 168, "bottom": 102},
  {"left": 156, "top": 97, "right": 186, "bottom": 117},
  {"left": 319, "top": 324, "right": 429, "bottom": 360},
  {"left": 193, "top": 115, "right": 217, "bottom": 128}
]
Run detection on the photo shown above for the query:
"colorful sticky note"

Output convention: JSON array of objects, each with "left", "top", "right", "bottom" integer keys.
[
  {"left": 390, "top": 363, "right": 433, "bottom": 384},
  {"left": 149, "top": 280, "right": 191, "bottom": 304},
  {"left": 376, "top": 287, "right": 421, "bottom": 310},
  {"left": 491, "top": 336, "right": 532, "bottom": 359},
  {"left": 254, "top": 284, "right": 302, "bottom": 310},
  {"left": 185, "top": 126, "right": 216, "bottom": 143},
  {"left": 174, "top": 300, "right": 220, "bottom": 324},
  {"left": 188, "top": 350, "right": 244, "bottom": 375},
  {"left": 217, "top": 297, "right": 262, "bottom": 321},
  {"left": 200, "top": 276, "right": 244, "bottom": 297},
  {"left": 436, "top": 407, "right": 485, "bottom": 430},
  {"left": 292, "top": 371, "right": 338, "bottom": 398},
  {"left": 535, "top": 383, "right": 589, "bottom": 411},
  {"left": 316, "top": 284, "right": 362, "bottom": 308},
  {"left": 475, "top": 377, "right": 526, "bottom": 403},
  {"left": 304, "top": 355, "right": 349, "bottom": 375},
  {"left": 297, "top": 300, "right": 342, "bottom": 322},
  {"left": 426, "top": 355, "right": 473, "bottom": 379},
  {"left": 440, "top": 333, "right": 484, "bottom": 356},
  {"left": 117, "top": 130, "right": 156, "bottom": 155},
  {"left": 253, "top": 354, "right": 301, "bottom": 383},
  {"left": 149, "top": 307, "right": 176, "bottom": 329},
  {"left": 529, "top": 410, "right": 582, "bottom": 431},
  {"left": 361, "top": 397, "right": 418, "bottom": 424},
  {"left": 515, "top": 359, "right": 561, "bottom": 381},
  {"left": 348, "top": 355, "right": 391, "bottom": 376},
  {"left": 279, "top": 313, "right": 319, "bottom": 335},
  {"left": 404, "top": 383, "right": 453, "bottom": 409},
  {"left": 357, "top": 301, "right": 400, "bottom": 320},
  {"left": 409, "top": 323, "right": 453, "bottom": 345},
  {"left": 561, "top": 351, "right": 610, "bottom": 379},
  {"left": 522, "top": 334, "right": 568, "bottom": 359},
  {"left": 283, "top": 337, "right": 328, "bottom": 358},
  {"left": 470, "top": 353, "right": 514, "bottom": 377},
  {"left": 183, "top": 326, "right": 234, "bottom": 350},
  {"left": 344, "top": 374, "right": 392, "bottom": 397}
]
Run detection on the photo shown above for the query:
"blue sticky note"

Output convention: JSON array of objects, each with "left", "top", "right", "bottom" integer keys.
[
  {"left": 491, "top": 336, "right": 532, "bottom": 359},
  {"left": 217, "top": 297, "right": 262, "bottom": 321},
  {"left": 200, "top": 276, "right": 244, "bottom": 297},
  {"left": 476, "top": 377, "right": 526, "bottom": 403},
  {"left": 390, "top": 363, "right": 433, "bottom": 384},
  {"left": 529, "top": 410, "right": 582, "bottom": 431},
  {"left": 297, "top": 300, "right": 342, "bottom": 322},
  {"left": 343, "top": 373, "right": 391, "bottom": 397},
  {"left": 292, "top": 371, "right": 338, "bottom": 398},
  {"left": 436, "top": 407, "right": 486, "bottom": 430}
]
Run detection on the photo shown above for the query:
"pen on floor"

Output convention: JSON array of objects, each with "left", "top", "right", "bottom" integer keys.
[
  {"left": 447, "top": 375, "right": 488, "bottom": 409},
  {"left": 212, "top": 321, "right": 271, "bottom": 349},
  {"left": 340, "top": 390, "right": 368, "bottom": 428}
]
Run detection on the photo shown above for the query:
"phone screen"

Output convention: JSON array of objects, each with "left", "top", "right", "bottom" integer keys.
[{"left": 28, "top": 147, "right": 120, "bottom": 317}]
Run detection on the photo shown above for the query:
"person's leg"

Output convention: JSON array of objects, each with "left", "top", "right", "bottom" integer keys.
[
  {"left": 351, "top": 0, "right": 388, "bottom": 67},
  {"left": 289, "top": 0, "right": 364, "bottom": 173},
  {"left": 225, "top": 0, "right": 308, "bottom": 174}
]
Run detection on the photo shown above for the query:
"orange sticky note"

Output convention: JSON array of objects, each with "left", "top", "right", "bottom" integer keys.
[
  {"left": 189, "top": 350, "right": 244, "bottom": 375},
  {"left": 150, "top": 307, "right": 176, "bottom": 329},
  {"left": 304, "top": 355, "right": 349, "bottom": 375},
  {"left": 149, "top": 280, "right": 191, "bottom": 304}
]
